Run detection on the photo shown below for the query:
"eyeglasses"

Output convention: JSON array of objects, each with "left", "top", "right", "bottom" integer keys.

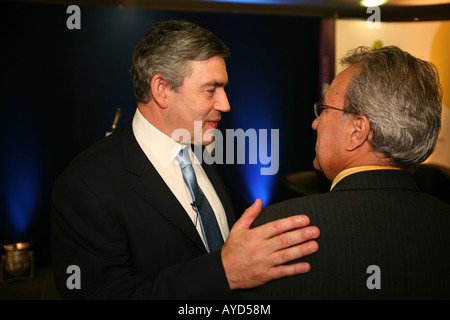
[{"left": 314, "top": 102, "right": 352, "bottom": 117}]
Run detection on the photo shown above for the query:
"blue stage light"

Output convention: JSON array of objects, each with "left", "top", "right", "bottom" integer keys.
[
  {"left": 227, "top": 83, "right": 281, "bottom": 207},
  {"left": 239, "top": 164, "right": 277, "bottom": 207},
  {"left": 2, "top": 141, "right": 41, "bottom": 238}
]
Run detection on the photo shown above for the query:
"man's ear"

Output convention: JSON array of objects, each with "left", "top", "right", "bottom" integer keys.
[
  {"left": 150, "top": 74, "right": 170, "bottom": 109},
  {"left": 346, "top": 115, "right": 371, "bottom": 151}
]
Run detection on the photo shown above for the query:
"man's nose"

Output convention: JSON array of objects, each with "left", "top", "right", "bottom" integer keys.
[
  {"left": 214, "top": 88, "right": 231, "bottom": 112},
  {"left": 311, "top": 116, "right": 319, "bottom": 131}
]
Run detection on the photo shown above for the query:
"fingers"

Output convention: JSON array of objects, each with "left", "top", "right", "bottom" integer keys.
[
  {"left": 223, "top": 203, "right": 321, "bottom": 290},
  {"left": 270, "top": 237, "right": 319, "bottom": 266},
  {"left": 268, "top": 262, "right": 312, "bottom": 280},
  {"left": 265, "top": 238, "right": 319, "bottom": 281},
  {"left": 256, "top": 214, "right": 312, "bottom": 240},
  {"left": 232, "top": 198, "right": 263, "bottom": 230},
  {"left": 266, "top": 225, "right": 320, "bottom": 253}
]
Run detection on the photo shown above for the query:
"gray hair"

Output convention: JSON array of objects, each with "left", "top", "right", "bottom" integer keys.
[
  {"left": 340, "top": 46, "right": 442, "bottom": 169},
  {"left": 130, "top": 20, "right": 230, "bottom": 104}
]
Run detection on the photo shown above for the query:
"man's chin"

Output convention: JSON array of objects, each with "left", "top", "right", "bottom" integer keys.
[
  {"left": 201, "top": 133, "right": 215, "bottom": 146},
  {"left": 191, "top": 136, "right": 214, "bottom": 147},
  {"left": 312, "top": 158, "right": 320, "bottom": 171}
]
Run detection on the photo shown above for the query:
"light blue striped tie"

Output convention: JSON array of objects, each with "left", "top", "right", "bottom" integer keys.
[{"left": 177, "top": 147, "right": 224, "bottom": 252}]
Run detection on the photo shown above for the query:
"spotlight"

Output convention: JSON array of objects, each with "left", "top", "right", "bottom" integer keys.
[
  {"left": 0, "top": 242, "right": 34, "bottom": 283},
  {"left": 360, "top": 0, "right": 387, "bottom": 6}
]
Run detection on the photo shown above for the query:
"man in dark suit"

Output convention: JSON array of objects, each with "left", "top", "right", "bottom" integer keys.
[
  {"left": 51, "top": 20, "right": 319, "bottom": 299},
  {"left": 240, "top": 46, "right": 450, "bottom": 299}
]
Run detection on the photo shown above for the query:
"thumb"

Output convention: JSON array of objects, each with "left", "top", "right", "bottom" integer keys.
[{"left": 233, "top": 198, "right": 263, "bottom": 231}]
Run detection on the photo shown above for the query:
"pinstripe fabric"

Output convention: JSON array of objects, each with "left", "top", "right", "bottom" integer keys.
[{"left": 239, "top": 169, "right": 450, "bottom": 299}]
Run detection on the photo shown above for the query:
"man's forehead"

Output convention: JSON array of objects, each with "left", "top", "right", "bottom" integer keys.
[
  {"left": 185, "top": 57, "right": 228, "bottom": 83},
  {"left": 323, "top": 66, "right": 355, "bottom": 103}
]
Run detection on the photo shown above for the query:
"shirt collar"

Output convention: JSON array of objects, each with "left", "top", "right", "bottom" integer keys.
[
  {"left": 133, "top": 108, "right": 185, "bottom": 168},
  {"left": 330, "top": 166, "right": 402, "bottom": 190}
]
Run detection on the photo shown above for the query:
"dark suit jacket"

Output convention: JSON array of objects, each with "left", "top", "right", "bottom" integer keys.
[
  {"left": 51, "top": 118, "right": 236, "bottom": 299},
  {"left": 240, "top": 169, "right": 450, "bottom": 299}
]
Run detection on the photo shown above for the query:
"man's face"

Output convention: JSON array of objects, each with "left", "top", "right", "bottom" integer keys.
[
  {"left": 311, "top": 66, "right": 355, "bottom": 181},
  {"left": 166, "top": 55, "right": 230, "bottom": 145}
]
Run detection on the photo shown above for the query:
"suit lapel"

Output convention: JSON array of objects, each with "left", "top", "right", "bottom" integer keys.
[
  {"left": 119, "top": 119, "right": 207, "bottom": 253},
  {"left": 134, "top": 169, "right": 207, "bottom": 253},
  {"left": 202, "top": 162, "right": 236, "bottom": 227}
]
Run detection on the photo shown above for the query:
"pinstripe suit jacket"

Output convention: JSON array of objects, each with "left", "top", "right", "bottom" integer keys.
[{"left": 240, "top": 169, "right": 450, "bottom": 299}]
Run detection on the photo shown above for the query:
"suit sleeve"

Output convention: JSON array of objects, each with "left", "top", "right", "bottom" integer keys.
[{"left": 51, "top": 172, "right": 233, "bottom": 300}]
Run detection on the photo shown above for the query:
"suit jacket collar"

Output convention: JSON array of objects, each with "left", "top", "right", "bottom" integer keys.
[
  {"left": 119, "top": 118, "right": 207, "bottom": 252},
  {"left": 118, "top": 118, "right": 235, "bottom": 252},
  {"left": 332, "top": 169, "right": 420, "bottom": 193}
]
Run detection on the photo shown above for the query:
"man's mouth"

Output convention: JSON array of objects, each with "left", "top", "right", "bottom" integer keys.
[{"left": 206, "top": 118, "right": 221, "bottom": 129}]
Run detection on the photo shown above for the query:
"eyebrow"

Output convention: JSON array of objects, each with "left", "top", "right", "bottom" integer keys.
[{"left": 202, "top": 80, "right": 229, "bottom": 88}]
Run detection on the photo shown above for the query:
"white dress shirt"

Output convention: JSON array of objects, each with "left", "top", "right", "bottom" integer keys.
[{"left": 132, "top": 109, "right": 229, "bottom": 246}]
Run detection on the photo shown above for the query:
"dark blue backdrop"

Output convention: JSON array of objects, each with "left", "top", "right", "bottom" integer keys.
[{"left": 0, "top": 2, "right": 320, "bottom": 265}]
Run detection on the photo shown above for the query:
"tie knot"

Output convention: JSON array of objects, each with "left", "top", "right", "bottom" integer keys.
[{"left": 176, "top": 147, "right": 192, "bottom": 169}]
